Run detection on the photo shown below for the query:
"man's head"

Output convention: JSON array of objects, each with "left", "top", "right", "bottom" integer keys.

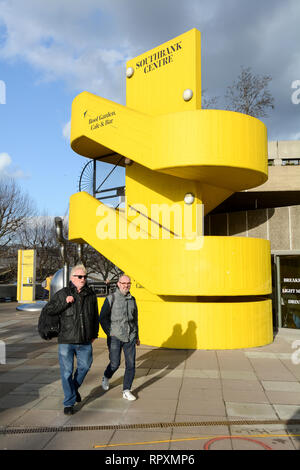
[
  {"left": 117, "top": 275, "right": 131, "bottom": 295},
  {"left": 70, "top": 264, "right": 87, "bottom": 292}
]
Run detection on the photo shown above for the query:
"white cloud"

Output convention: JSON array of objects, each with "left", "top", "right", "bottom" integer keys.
[
  {"left": 62, "top": 120, "right": 71, "bottom": 141},
  {"left": 0, "top": 0, "right": 134, "bottom": 101},
  {"left": 289, "top": 132, "right": 300, "bottom": 141},
  {"left": 0, "top": 0, "right": 300, "bottom": 139},
  {"left": 0, "top": 152, "right": 11, "bottom": 172},
  {"left": 0, "top": 152, "right": 29, "bottom": 179}
]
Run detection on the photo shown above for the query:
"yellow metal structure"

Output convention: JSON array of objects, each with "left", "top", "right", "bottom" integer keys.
[
  {"left": 17, "top": 249, "right": 36, "bottom": 302},
  {"left": 69, "top": 29, "right": 272, "bottom": 349}
]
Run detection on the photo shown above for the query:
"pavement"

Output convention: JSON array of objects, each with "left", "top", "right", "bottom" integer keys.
[{"left": 1, "top": 301, "right": 300, "bottom": 451}]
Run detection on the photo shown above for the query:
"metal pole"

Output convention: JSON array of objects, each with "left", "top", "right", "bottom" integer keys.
[
  {"left": 93, "top": 159, "right": 96, "bottom": 197},
  {"left": 63, "top": 263, "right": 69, "bottom": 288},
  {"left": 54, "top": 217, "right": 69, "bottom": 288}
]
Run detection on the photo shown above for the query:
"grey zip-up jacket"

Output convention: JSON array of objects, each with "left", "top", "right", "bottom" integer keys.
[{"left": 99, "top": 288, "right": 138, "bottom": 342}]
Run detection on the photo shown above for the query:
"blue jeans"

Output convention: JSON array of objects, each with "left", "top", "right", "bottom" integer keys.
[
  {"left": 58, "top": 343, "right": 93, "bottom": 407},
  {"left": 104, "top": 336, "right": 136, "bottom": 391}
]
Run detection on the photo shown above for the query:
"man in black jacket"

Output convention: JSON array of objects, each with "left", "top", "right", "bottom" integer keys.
[{"left": 42, "top": 264, "right": 99, "bottom": 415}]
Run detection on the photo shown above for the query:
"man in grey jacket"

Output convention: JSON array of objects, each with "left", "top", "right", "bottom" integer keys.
[{"left": 99, "top": 274, "right": 140, "bottom": 401}]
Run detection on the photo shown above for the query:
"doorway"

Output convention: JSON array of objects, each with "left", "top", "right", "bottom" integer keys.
[{"left": 274, "top": 255, "right": 300, "bottom": 329}]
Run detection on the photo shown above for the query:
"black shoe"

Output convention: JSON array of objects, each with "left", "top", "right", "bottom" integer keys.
[
  {"left": 64, "top": 406, "right": 74, "bottom": 415},
  {"left": 75, "top": 390, "right": 81, "bottom": 403}
]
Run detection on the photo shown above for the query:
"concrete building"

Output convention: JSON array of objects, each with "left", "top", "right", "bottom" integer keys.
[{"left": 205, "top": 140, "right": 300, "bottom": 330}]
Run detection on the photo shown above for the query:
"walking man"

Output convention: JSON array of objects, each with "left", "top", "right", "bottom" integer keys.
[
  {"left": 42, "top": 264, "right": 99, "bottom": 415},
  {"left": 100, "top": 274, "right": 140, "bottom": 401}
]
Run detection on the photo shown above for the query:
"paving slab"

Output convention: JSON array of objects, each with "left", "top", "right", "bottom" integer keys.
[
  {"left": 183, "top": 369, "right": 219, "bottom": 378},
  {"left": 0, "top": 432, "right": 56, "bottom": 450},
  {"left": 262, "top": 380, "right": 300, "bottom": 392},
  {"left": 0, "top": 407, "right": 29, "bottom": 426},
  {"left": 177, "top": 399, "right": 227, "bottom": 417},
  {"left": 180, "top": 377, "right": 221, "bottom": 389},
  {"left": 225, "top": 402, "right": 278, "bottom": 419},
  {"left": 273, "top": 404, "right": 300, "bottom": 420},
  {"left": 222, "top": 389, "right": 269, "bottom": 404},
  {"left": 220, "top": 370, "right": 257, "bottom": 380},
  {"left": 221, "top": 379, "right": 264, "bottom": 392}
]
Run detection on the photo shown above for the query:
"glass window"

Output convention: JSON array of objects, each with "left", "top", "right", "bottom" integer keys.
[
  {"left": 280, "top": 255, "right": 300, "bottom": 328},
  {"left": 282, "top": 159, "right": 300, "bottom": 166}
]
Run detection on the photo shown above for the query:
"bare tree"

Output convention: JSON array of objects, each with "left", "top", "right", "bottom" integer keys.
[
  {"left": 83, "top": 245, "right": 122, "bottom": 281},
  {"left": 18, "top": 215, "right": 62, "bottom": 280},
  {"left": 0, "top": 178, "right": 35, "bottom": 249},
  {"left": 225, "top": 66, "right": 275, "bottom": 118},
  {"left": 202, "top": 88, "right": 219, "bottom": 109},
  {"left": 0, "top": 245, "right": 19, "bottom": 283}
]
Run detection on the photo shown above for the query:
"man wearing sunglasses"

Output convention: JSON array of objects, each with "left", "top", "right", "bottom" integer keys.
[
  {"left": 42, "top": 264, "right": 99, "bottom": 415},
  {"left": 100, "top": 274, "right": 140, "bottom": 401}
]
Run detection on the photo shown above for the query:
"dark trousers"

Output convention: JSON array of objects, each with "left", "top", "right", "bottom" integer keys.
[{"left": 104, "top": 336, "right": 136, "bottom": 391}]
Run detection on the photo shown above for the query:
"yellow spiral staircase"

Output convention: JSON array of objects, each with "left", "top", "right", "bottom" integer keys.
[{"left": 68, "top": 29, "right": 272, "bottom": 349}]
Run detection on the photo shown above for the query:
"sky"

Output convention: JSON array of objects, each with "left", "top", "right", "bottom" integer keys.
[{"left": 0, "top": 0, "right": 299, "bottom": 216}]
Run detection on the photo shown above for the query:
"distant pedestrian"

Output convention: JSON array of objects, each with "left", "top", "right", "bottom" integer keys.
[
  {"left": 41, "top": 274, "right": 53, "bottom": 299},
  {"left": 100, "top": 275, "right": 140, "bottom": 401}
]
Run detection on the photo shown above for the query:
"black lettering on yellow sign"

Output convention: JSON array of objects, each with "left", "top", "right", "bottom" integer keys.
[
  {"left": 89, "top": 111, "right": 116, "bottom": 131},
  {"left": 135, "top": 41, "right": 182, "bottom": 74}
]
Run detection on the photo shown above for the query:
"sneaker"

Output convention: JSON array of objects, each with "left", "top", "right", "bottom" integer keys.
[
  {"left": 102, "top": 375, "right": 109, "bottom": 391},
  {"left": 123, "top": 390, "right": 136, "bottom": 401},
  {"left": 75, "top": 390, "right": 81, "bottom": 403}
]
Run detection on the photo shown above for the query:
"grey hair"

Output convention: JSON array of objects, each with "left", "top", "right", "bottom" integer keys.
[
  {"left": 118, "top": 274, "right": 130, "bottom": 282},
  {"left": 71, "top": 264, "right": 87, "bottom": 276}
]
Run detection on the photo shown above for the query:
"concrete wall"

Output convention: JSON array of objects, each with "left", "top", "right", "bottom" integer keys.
[
  {"left": 268, "top": 140, "right": 300, "bottom": 162},
  {"left": 206, "top": 204, "right": 300, "bottom": 252},
  {"left": 250, "top": 165, "right": 300, "bottom": 192}
]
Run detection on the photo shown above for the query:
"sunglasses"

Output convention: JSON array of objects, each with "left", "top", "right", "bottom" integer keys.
[{"left": 72, "top": 275, "right": 87, "bottom": 279}]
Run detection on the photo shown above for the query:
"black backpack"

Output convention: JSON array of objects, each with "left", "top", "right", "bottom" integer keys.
[{"left": 38, "top": 304, "right": 60, "bottom": 340}]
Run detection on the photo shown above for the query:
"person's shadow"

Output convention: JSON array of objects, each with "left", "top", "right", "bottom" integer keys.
[
  {"left": 286, "top": 409, "right": 300, "bottom": 449},
  {"left": 133, "top": 321, "right": 197, "bottom": 397},
  {"left": 79, "top": 321, "right": 197, "bottom": 408}
]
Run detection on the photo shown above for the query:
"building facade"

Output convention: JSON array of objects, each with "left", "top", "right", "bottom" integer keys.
[{"left": 205, "top": 140, "right": 300, "bottom": 330}]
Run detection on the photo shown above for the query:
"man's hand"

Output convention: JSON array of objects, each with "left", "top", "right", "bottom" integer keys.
[
  {"left": 66, "top": 296, "right": 75, "bottom": 303},
  {"left": 136, "top": 338, "right": 140, "bottom": 346}
]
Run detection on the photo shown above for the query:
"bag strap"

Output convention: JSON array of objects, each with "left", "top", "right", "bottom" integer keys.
[{"left": 110, "top": 292, "right": 115, "bottom": 308}]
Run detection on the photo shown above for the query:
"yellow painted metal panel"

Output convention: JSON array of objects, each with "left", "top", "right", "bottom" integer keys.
[
  {"left": 17, "top": 249, "right": 36, "bottom": 302},
  {"left": 126, "top": 28, "right": 201, "bottom": 114},
  {"left": 137, "top": 299, "right": 273, "bottom": 350}
]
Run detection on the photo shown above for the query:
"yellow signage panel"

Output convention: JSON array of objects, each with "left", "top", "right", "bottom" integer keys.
[
  {"left": 126, "top": 28, "right": 201, "bottom": 114},
  {"left": 17, "top": 249, "right": 36, "bottom": 302}
]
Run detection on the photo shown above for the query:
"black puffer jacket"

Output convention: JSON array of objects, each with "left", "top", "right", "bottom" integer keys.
[{"left": 43, "top": 282, "right": 99, "bottom": 344}]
